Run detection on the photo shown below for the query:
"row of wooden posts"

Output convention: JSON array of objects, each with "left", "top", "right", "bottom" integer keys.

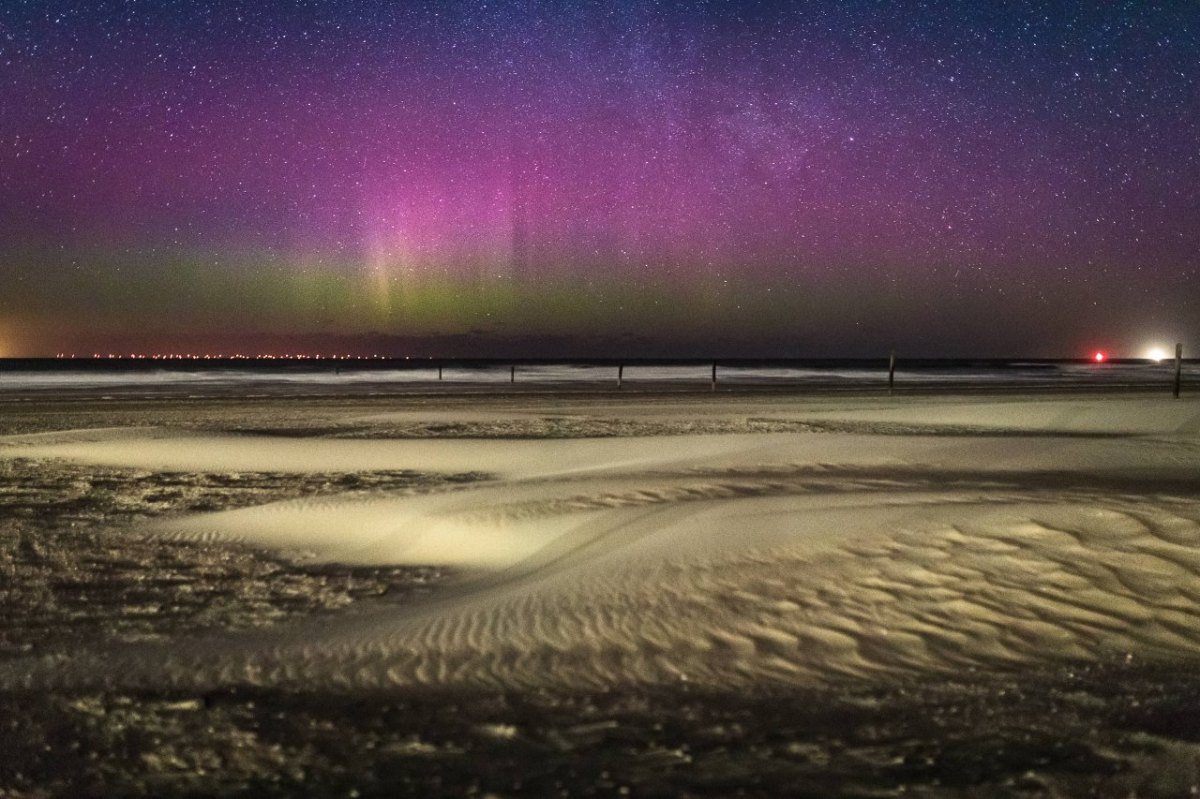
[
  {"left": 429, "top": 344, "right": 1186, "bottom": 396},
  {"left": 1175, "top": 343, "right": 1185, "bottom": 399}
]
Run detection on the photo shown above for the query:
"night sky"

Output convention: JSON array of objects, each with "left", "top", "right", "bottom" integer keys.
[{"left": 1, "top": 0, "right": 1197, "bottom": 358}]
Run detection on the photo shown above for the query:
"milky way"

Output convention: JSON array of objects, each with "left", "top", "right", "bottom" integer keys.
[{"left": 1, "top": 1, "right": 1197, "bottom": 357}]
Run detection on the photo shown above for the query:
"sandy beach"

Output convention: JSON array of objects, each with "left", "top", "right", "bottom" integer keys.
[{"left": 4, "top": 387, "right": 1200, "bottom": 796}]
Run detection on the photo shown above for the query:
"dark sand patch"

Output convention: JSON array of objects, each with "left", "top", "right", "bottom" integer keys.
[
  {"left": 0, "top": 458, "right": 484, "bottom": 657},
  {"left": 2, "top": 662, "right": 1197, "bottom": 798}
]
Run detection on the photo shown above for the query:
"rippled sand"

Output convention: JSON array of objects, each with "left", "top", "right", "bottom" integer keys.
[{"left": 5, "top": 395, "right": 1200, "bottom": 700}]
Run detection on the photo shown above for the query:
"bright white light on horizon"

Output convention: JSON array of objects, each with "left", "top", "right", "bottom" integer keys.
[{"left": 1146, "top": 346, "right": 1168, "bottom": 362}]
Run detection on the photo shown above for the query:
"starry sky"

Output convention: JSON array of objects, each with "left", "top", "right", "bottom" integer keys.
[{"left": 1, "top": 0, "right": 1197, "bottom": 358}]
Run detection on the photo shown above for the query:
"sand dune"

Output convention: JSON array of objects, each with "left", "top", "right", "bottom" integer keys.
[{"left": 3, "top": 395, "right": 1200, "bottom": 693}]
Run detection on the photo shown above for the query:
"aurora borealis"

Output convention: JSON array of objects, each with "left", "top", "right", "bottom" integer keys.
[{"left": 1, "top": 1, "right": 1197, "bottom": 358}]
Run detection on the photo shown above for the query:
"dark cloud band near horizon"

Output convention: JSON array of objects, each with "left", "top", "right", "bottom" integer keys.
[{"left": 1, "top": 0, "right": 1197, "bottom": 358}]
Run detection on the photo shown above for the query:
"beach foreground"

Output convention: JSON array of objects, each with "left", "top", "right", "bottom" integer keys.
[{"left": 3, "top": 390, "right": 1200, "bottom": 796}]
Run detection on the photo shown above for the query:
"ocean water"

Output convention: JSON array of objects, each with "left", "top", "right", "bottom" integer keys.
[{"left": 0, "top": 358, "right": 1194, "bottom": 394}]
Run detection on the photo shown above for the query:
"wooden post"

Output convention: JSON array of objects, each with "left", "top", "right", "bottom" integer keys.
[
  {"left": 618, "top": 363, "right": 623, "bottom": 389},
  {"left": 510, "top": 364, "right": 516, "bottom": 384},
  {"left": 888, "top": 350, "right": 896, "bottom": 396},
  {"left": 1174, "top": 343, "right": 1183, "bottom": 399},
  {"left": 438, "top": 365, "right": 443, "bottom": 381},
  {"left": 711, "top": 361, "right": 717, "bottom": 391}
]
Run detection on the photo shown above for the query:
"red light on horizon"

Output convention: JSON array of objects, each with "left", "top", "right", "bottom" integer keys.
[{"left": 1093, "top": 351, "right": 1107, "bottom": 363}]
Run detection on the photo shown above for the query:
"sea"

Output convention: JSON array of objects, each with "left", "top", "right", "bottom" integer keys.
[{"left": 0, "top": 357, "right": 1194, "bottom": 397}]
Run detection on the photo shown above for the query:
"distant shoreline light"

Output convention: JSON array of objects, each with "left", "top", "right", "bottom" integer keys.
[{"left": 54, "top": 353, "right": 395, "bottom": 360}]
